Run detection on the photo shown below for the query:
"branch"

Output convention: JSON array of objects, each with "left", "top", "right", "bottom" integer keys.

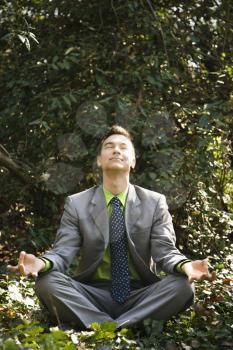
[{"left": 0, "top": 148, "right": 34, "bottom": 184}]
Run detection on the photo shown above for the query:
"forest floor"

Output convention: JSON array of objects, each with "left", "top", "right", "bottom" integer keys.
[{"left": 0, "top": 253, "right": 232, "bottom": 350}]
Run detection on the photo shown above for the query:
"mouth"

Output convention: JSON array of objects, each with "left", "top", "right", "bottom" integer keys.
[{"left": 110, "top": 158, "right": 123, "bottom": 161}]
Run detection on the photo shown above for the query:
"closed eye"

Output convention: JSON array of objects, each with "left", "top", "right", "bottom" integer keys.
[{"left": 103, "top": 142, "right": 129, "bottom": 150}]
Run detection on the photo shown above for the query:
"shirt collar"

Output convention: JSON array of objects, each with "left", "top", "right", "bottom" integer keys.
[{"left": 103, "top": 185, "right": 129, "bottom": 207}]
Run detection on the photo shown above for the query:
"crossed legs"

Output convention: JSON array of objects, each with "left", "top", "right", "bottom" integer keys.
[{"left": 35, "top": 271, "right": 194, "bottom": 329}]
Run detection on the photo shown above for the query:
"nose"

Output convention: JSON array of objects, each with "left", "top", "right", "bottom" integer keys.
[{"left": 112, "top": 145, "right": 121, "bottom": 154}]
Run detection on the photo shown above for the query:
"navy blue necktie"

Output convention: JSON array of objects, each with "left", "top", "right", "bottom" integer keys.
[{"left": 110, "top": 197, "right": 130, "bottom": 304}]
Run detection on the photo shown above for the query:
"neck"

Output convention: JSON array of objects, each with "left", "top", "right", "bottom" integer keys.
[{"left": 102, "top": 172, "right": 129, "bottom": 195}]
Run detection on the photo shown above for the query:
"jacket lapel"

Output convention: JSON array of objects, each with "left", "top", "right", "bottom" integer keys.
[
  {"left": 89, "top": 185, "right": 109, "bottom": 248},
  {"left": 125, "top": 184, "right": 141, "bottom": 235},
  {"left": 89, "top": 184, "right": 141, "bottom": 247}
]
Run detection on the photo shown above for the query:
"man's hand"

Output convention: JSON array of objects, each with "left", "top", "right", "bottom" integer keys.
[
  {"left": 181, "top": 259, "right": 216, "bottom": 283},
  {"left": 7, "top": 251, "right": 45, "bottom": 278}
]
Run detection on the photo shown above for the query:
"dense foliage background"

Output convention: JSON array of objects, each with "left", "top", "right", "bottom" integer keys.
[{"left": 0, "top": 0, "right": 232, "bottom": 349}]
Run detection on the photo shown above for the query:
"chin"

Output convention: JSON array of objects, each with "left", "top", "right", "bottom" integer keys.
[
  {"left": 106, "top": 165, "right": 126, "bottom": 171},
  {"left": 109, "top": 166, "right": 124, "bottom": 170}
]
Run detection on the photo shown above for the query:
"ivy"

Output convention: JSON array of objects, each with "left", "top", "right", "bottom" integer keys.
[
  {"left": 1, "top": 263, "right": 233, "bottom": 349},
  {"left": 0, "top": 1, "right": 233, "bottom": 348}
]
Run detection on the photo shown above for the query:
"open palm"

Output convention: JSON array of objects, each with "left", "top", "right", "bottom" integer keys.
[
  {"left": 7, "top": 251, "right": 45, "bottom": 277},
  {"left": 182, "top": 259, "right": 216, "bottom": 283}
]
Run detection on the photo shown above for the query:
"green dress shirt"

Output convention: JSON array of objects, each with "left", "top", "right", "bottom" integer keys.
[{"left": 92, "top": 186, "right": 140, "bottom": 281}]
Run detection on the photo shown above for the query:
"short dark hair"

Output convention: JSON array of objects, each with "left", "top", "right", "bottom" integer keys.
[
  {"left": 98, "top": 125, "right": 134, "bottom": 154},
  {"left": 102, "top": 125, "right": 133, "bottom": 143}
]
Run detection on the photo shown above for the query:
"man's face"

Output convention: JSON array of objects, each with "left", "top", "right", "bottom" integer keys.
[{"left": 97, "top": 134, "right": 136, "bottom": 173}]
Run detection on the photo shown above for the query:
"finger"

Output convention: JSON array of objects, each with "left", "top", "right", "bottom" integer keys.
[
  {"left": 200, "top": 271, "right": 216, "bottom": 282},
  {"left": 31, "top": 271, "right": 38, "bottom": 278},
  {"left": 19, "top": 251, "right": 26, "bottom": 265},
  {"left": 19, "top": 263, "right": 26, "bottom": 276},
  {"left": 188, "top": 276, "right": 195, "bottom": 283},
  {"left": 200, "top": 273, "right": 209, "bottom": 281},
  {"left": 211, "top": 271, "right": 217, "bottom": 280},
  {"left": 7, "top": 265, "right": 19, "bottom": 272},
  {"left": 192, "top": 275, "right": 204, "bottom": 282},
  {"left": 207, "top": 271, "right": 217, "bottom": 282}
]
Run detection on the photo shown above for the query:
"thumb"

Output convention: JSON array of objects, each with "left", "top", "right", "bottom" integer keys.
[{"left": 7, "top": 265, "right": 19, "bottom": 272}]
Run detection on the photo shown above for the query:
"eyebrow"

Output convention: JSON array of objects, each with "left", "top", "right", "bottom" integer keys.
[{"left": 103, "top": 142, "right": 128, "bottom": 147}]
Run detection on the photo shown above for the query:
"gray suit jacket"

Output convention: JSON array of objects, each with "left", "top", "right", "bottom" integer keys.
[{"left": 43, "top": 184, "right": 187, "bottom": 285}]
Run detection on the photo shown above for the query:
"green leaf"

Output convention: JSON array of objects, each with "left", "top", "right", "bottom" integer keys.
[
  {"left": 28, "top": 32, "right": 39, "bottom": 44},
  {"left": 2, "top": 338, "right": 22, "bottom": 350},
  {"left": 62, "top": 95, "right": 72, "bottom": 107},
  {"left": 17, "top": 34, "right": 26, "bottom": 44},
  {"left": 199, "top": 115, "right": 209, "bottom": 128}
]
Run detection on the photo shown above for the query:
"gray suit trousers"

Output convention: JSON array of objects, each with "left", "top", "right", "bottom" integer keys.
[{"left": 35, "top": 271, "right": 194, "bottom": 329}]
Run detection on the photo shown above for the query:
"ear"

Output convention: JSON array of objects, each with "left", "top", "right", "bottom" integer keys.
[
  {"left": 130, "top": 156, "right": 136, "bottom": 169},
  {"left": 97, "top": 155, "right": 101, "bottom": 167}
]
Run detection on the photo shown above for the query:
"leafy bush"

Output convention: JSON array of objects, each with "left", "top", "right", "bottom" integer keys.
[
  {"left": 0, "top": 1, "right": 233, "bottom": 349},
  {"left": 1, "top": 256, "right": 232, "bottom": 350}
]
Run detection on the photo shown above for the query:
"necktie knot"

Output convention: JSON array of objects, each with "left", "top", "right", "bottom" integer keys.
[{"left": 110, "top": 196, "right": 121, "bottom": 208}]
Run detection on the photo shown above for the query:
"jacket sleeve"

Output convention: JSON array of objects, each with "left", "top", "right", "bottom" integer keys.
[
  {"left": 150, "top": 194, "right": 188, "bottom": 274},
  {"left": 42, "top": 196, "right": 82, "bottom": 273}
]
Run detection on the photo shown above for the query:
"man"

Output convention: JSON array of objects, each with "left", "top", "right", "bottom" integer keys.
[{"left": 8, "top": 125, "right": 215, "bottom": 330}]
